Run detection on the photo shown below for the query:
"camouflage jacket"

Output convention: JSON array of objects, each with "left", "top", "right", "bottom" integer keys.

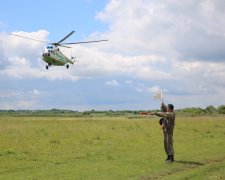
[{"left": 155, "top": 111, "right": 175, "bottom": 129}]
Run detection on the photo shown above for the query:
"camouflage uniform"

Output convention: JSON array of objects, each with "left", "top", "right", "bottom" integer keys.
[{"left": 155, "top": 109, "right": 175, "bottom": 156}]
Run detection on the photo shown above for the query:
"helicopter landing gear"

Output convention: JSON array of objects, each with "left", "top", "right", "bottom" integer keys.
[
  {"left": 66, "top": 64, "right": 69, "bottom": 69},
  {"left": 46, "top": 63, "right": 51, "bottom": 70}
]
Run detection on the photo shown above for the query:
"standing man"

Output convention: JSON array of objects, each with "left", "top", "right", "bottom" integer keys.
[{"left": 149, "top": 103, "right": 175, "bottom": 163}]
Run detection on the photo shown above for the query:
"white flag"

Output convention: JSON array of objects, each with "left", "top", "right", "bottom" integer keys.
[{"left": 153, "top": 90, "right": 162, "bottom": 100}]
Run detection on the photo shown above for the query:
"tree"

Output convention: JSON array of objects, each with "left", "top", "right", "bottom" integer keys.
[
  {"left": 182, "top": 107, "right": 206, "bottom": 115},
  {"left": 218, "top": 105, "right": 225, "bottom": 114},
  {"left": 206, "top": 105, "right": 217, "bottom": 114}
]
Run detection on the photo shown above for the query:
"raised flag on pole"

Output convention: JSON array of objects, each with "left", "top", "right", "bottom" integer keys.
[{"left": 153, "top": 90, "right": 163, "bottom": 101}]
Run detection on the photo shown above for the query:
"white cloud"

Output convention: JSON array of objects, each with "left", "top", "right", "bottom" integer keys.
[
  {"left": 96, "top": 0, "right": 225, "bottom": 60},
  {"left": 30, "top": 89, "right": 40, "bottom": 96},
  {"left": 125, "top": 80, "right": 133, "bottom": 85},
  {"left": 94, "top": 0, "right": 225, "bottom": 108},
  {"left": 3, "top": 30, "right": 48, "bottom": 58},
  {"left": 0, "top": 91, "right": 21, "bottom": 98},
  {"left": 106, "top": 79, "right": 119, "bottom": 86},
  {"left": 17, "top": 100, "right": 37, "bottom": 109},
  {"left": 0, "top": 90, "right": 42, "bottom": 110},
  {"left": 8, "top": 56, "right": 27, "bottom": 65}
]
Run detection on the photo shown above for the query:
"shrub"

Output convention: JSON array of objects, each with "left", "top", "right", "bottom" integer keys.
[{"left": 218, "top": 105, "right": 225, "bottom": 114}]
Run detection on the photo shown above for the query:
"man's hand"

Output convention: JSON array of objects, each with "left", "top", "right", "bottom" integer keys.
[{"left": 161, "top": 103, "right": 167, "bottom": 112}]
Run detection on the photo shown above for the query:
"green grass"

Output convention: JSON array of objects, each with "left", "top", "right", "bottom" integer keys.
[{"left": 0, "top": 116, "right": 225, "bottom": 179}]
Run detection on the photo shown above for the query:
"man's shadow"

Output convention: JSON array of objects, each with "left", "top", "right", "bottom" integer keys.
[{"left": 175, "top": 160, "right": 204, "bottom": 166}]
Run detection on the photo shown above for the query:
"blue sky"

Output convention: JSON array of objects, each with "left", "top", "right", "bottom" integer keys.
[
  {"left": 1, "top": 0, "right": 225, "bottom": 110},
  {"left": 1, "top": 0, "right": 108, "bottom": 40}
]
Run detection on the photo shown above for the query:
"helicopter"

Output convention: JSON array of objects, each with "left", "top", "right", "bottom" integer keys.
[{"left": 10, "top": 31, "right": 107, "bottom": 69}]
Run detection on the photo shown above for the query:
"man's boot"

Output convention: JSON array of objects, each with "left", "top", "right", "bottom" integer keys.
[
  {"left": 165, "top": 155, "right": 174, "bottom": 163},
  {"left": 170, "top": 155, "right": 174, "bottom": 162},
  {"left": 165, "top": 155, "right": 170, "bottom": 162}
]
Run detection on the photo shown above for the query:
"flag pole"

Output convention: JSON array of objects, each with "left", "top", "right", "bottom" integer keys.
[{"left": 161, "top": 90, "right": 163, "bottom": 103}]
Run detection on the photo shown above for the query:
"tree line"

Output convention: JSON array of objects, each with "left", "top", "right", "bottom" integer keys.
[
  {"left": 177, "top": 105, "right": 225, "bottom": 115},
  {"left": 0, "top": 105, "right": 225, "bottom": 117}
]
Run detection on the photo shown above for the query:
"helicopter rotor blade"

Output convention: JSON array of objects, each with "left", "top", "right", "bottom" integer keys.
[
  {"left": 57, "top": 31, "right": 75, "bottom": 44},
  {"left": 11, "top": 32, "right": 107, "bottom": 48},
  {"left": 10, "top": 33, "right": 50, "bottom": 44},
  {"left": 63, "top": 40, "right": 108, "bottom": 45},
  {"left": 58, "top": 45, "right": 71, "bottom": 48}
]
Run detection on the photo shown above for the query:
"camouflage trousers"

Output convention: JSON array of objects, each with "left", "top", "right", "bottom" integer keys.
[{"left": 163, "top": 128, "right": 174, "bottom": 155}]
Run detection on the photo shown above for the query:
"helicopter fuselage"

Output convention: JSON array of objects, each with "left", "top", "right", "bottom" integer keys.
[{"left": 42, "top": 46, "right": 74, "bottom": 69}]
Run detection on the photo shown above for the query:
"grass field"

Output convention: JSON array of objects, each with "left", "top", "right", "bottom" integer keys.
[{"left": 0, "top": 116, "right": 225, "bottom": 179}]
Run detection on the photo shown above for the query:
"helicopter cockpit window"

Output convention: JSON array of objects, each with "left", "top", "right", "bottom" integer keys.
[{"left": 47, "top": 46, "right": 53, "bottom": 49}]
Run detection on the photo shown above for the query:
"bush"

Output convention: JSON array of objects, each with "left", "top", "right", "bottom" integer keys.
[
  {"left": 205, "top": 105, "right": 217, "bottom": 114},
  {"left": 218, "top": 105, "right": 225, "bottom": 114},
  {"left": 182, "top": 107, "right": 207, "bottom": 115}
]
